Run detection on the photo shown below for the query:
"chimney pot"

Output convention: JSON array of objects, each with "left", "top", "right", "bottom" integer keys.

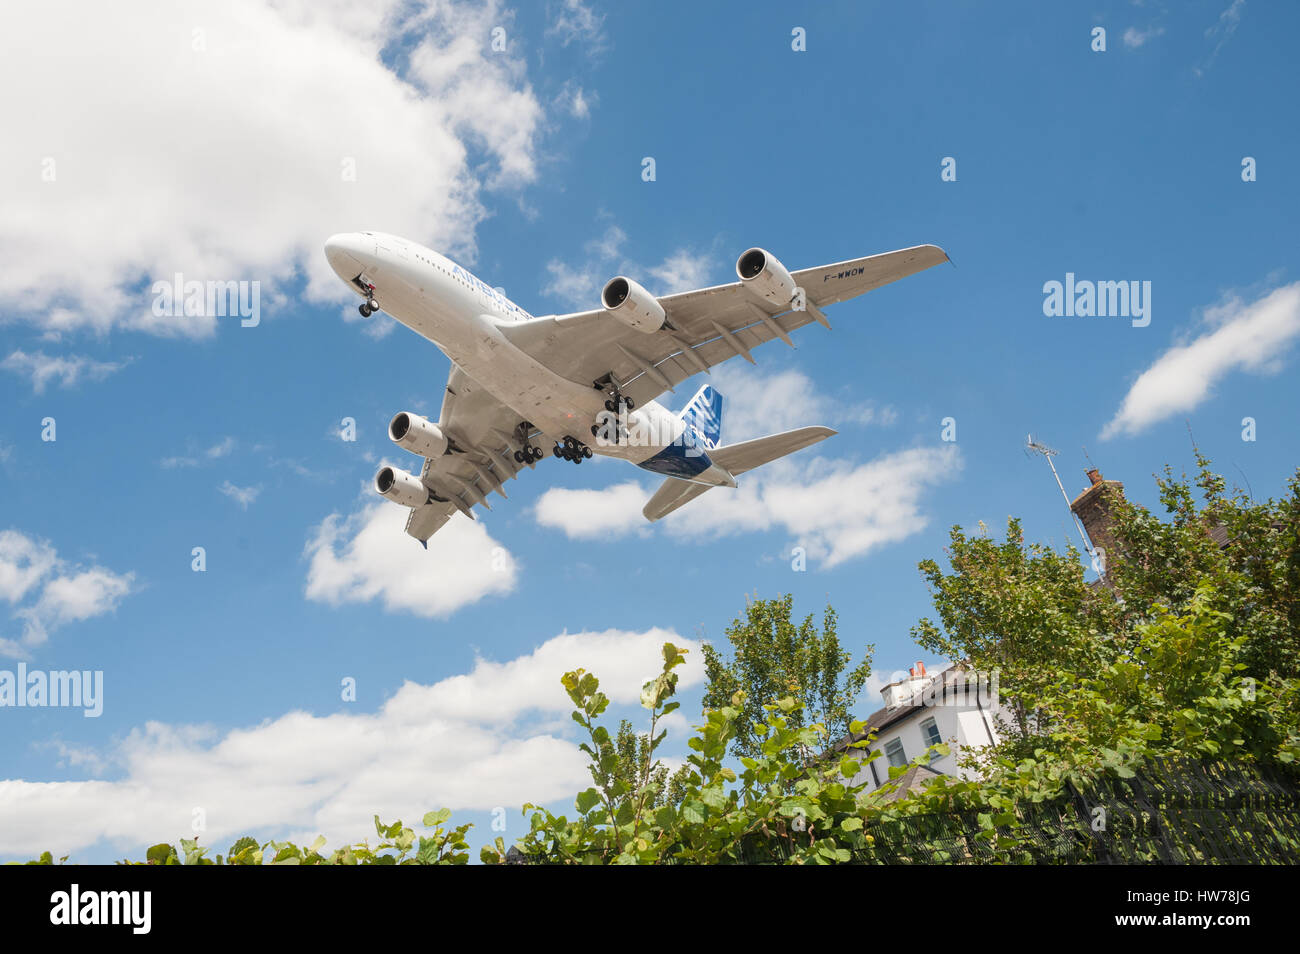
[{"left": 1087, "top": 468, "right": 1102, "bottom": 486}]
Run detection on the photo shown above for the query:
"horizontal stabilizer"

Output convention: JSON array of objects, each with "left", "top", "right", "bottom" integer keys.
[
  {"left": 708, "top": 425, "right": 835, "bottom": 476},
  {"left": 642, "top": 425, "right": 835, "bottom": 522}
]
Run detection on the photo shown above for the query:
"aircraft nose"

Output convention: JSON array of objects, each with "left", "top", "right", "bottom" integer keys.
[{"left": 324, "top": 232, "right": 370, "bottom": 276}]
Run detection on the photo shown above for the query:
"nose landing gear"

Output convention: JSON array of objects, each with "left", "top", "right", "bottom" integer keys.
[{"left": 359, "top": 296, "right": 380, "bottom": 318}]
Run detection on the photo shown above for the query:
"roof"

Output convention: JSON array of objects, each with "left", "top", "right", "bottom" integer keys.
[
  {"left": 877, "top": 763, "right": 946, "bottom": 802},
  {"left": 831, "top": 663, "right": 976, "bottom": 754}
]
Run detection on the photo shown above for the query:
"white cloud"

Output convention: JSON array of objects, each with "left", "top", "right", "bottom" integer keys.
[
  {"left": 534, "top": 445, "right": 962, "bottom": 568},
  {"left": 0, "top": 628, "right": 704, "bottom": 860},
  {"left": 1122, "top": 24, "right": 1165, "bottom": 48},
  {"left": 708, "top": 365, "right": 895, "bottom": 443},
  {"left": 0, "top": 531, "right": 58, "bottom": 604},
  {"left": 218, "top": 481, "right": 262, "bottom": 509},
  {"left": 1, "top": 350, "right": 125, "bottom": 393},
  {"left": 206, "top": 437, "right": 236, "bottom": 460},
  {"left": 1198, "top": 0, "right": 1245, "bottom": 74},
  {"left": 535, "top": 481, "right": 653, "bottom": 540},
  {"left": 1102, "top": 281, "right": 1300, "bottom": 439},
  {"left": 15, "top": 569, "right": 134, "bottom": 649},
  {"left": 543, "top": 226, "right": 627, "bottom": 306},
  {"left": 304, "top": 499, "right": 517, "bottom": 617},
  {"left": 0, "top": 530, "right": 134, "bottom": 656},
  {"left": 0, "top": 0, "right": 543, "bottom": 338},
  {"left": 554, "top": 79, "right": 595, "bottom": 120},
  {"left": 648, "top": 251, "right": 713, "bottom": 298},
  {"left": 543, "top": 224, "right": 714, "bottom": 310},
  {"left": 163, "top": 436, "right": 238, "bottom": 469},
  {"left": 546, "top": 0, "right": 606, "bottom": 51}
]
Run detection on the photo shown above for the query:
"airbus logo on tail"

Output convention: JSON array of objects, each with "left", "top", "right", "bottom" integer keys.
[{"left": 679, "top": 384, "right": 723, "bottom": 450}]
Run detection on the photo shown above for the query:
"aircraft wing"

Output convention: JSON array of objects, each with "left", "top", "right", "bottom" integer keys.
[
  {"left": 497, "top": 244, "right": 947, "bottom": 408},
  {"left": 402, "top": 363, "right": 539, "bottom": 543}
]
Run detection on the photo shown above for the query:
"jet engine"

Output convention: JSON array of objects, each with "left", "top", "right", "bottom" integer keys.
[
  {"left": 736, "top": 247, "right": 797, "bottom": 308},
  {"left": 375, "top": 465, "right": 431, "bottom": 508},
  {"left": 389, "top": 411, "right": 448, "bottom": 458},
  {"left": 601, "top": 276, "right": 667, "bottom": 333}
]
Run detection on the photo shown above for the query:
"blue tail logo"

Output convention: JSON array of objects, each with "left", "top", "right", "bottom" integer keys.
[{"left": 679, "top": 384, "right": 724, "bottom": 450}]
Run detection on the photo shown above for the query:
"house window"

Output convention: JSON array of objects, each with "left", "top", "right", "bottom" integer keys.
[
  {"left": 920, "top": 717, "right": 943, "bottom": 761},
  {"left": 884, "top": 738, "right": 907, "bottom": 768}
]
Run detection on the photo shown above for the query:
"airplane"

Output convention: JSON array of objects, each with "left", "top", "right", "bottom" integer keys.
[{"left": 323, "top": 231, "right": 947, "bottom": 545}]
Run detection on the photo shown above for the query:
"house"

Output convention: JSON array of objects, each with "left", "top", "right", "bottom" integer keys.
[
  {"left": 836, "top": 661, "right": 1006, "bottom": 795},
  {"left": 837, "top": 465, "right": 1146, "bottom": 797}
]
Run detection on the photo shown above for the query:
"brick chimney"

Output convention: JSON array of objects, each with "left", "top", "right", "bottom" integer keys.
[{"left": 1070, "top": 469, "right": 1125, "bottom": 560}]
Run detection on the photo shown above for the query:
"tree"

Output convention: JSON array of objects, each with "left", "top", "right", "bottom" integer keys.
[
  {"left": 1105, "top": 451, "right": 1300, "bottom": 682},
  {"left": 1030, "top": 584, "right": 1300, "bottom": 769},
  {"left": 912, "top": 453, "right": 1300, "bottom": 755},
  {"left": 911, "top": 519, "right": 1122, "bottom": 748},
  {"left": 612, "top": 719, "right": 669, "bottom": 810},
  {"left": 701, "top": 594, "right": 872, "bottom": 761}
]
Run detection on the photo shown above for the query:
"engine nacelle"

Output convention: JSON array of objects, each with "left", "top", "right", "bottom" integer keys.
[
  {"left": 375, "top": 465, "right": 431, "bottom": 508},
  {"left": 389, "top": 411, "right": 448, "bottom": 458},
  {"left": 601, "top": 276, "right": 667, "bottom": 333},
  {"left": 736, "top": 248, "right": 797, "bottom": 308}
]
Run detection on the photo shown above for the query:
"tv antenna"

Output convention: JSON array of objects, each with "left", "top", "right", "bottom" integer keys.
[{"left": 1026, "top": 434, "right": 1094, "bottom": 558}]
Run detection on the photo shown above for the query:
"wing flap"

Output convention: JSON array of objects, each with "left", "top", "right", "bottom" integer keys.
[{"left": 405, "top": 501, "right": 455, "bottom": 542}]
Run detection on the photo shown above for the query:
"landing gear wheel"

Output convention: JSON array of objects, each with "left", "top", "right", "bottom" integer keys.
[
  {"left": 552, "top": 446, "right": 562, "bottom": 459},
  {"left": 590, "top": 424, "right": 599, "bottom": 437},
  {"left": 582, "top": 446, "right": 592, "bottom": 459},
  {"left": 367, "top": 298, "right": 379, "bottom": 312},
  {"left": 514, "top": 450, "right": 525, "bottom": 463},
  {"left": 359, "top": 303, "right": 372, "bottom": 318},
  {"left": 531, "top": 446, "right": 543, "bottom": 461},
  {"left": 606, "top": 388, "right": 635, "bottom": 412}
]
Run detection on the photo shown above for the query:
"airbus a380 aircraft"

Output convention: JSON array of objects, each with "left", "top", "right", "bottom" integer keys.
[{"left": 323, "top": 231, "right": 946, "bottom": 545}]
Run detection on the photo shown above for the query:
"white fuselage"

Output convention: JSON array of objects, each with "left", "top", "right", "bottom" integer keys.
[{"left": 323, "top": 230, "right": 728, "bottom": 480}]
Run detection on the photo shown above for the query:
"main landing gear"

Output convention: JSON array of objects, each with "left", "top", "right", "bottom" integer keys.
[
  {"left": 553, "top": 436, "right": 592, "bottom": 464},
  {"left": 603, "top": 389, "right": 634, "bottom": 413},
  {"left": 591, "top": 387, "right": 634, "bottom": 443},
  {"left": 512, "top": 422, "right": 544, "bottom": 463}
]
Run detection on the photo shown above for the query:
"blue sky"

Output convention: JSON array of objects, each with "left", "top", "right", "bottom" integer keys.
[{"left": 1, "top": 0, "right": 1297, "bottom": 862}]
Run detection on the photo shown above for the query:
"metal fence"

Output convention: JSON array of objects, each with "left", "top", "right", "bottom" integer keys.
[
  {"left": 511, "top": 758, "right": 1300, "bottom": 864},
  {"left": 847, "top": 758, "right": 1300, "bottom": 865}
]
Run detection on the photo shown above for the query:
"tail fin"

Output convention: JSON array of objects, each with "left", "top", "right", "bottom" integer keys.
[
  {"left": 642, "top": 425, "right": 835, "bottom": 521},
  {"left": 678, "top": 384, "right": 724, "bottom": 450}
]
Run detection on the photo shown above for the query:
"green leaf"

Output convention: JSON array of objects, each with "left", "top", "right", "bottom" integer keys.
[
  {"left": 146, "top": 843, "right": 176, "bottom": 865},
  {"left": 422, "top": 808, "right": 452, "bottom": 828},
  {"left": 680, "top": 800, "right": 706, "bottom": 825}
]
